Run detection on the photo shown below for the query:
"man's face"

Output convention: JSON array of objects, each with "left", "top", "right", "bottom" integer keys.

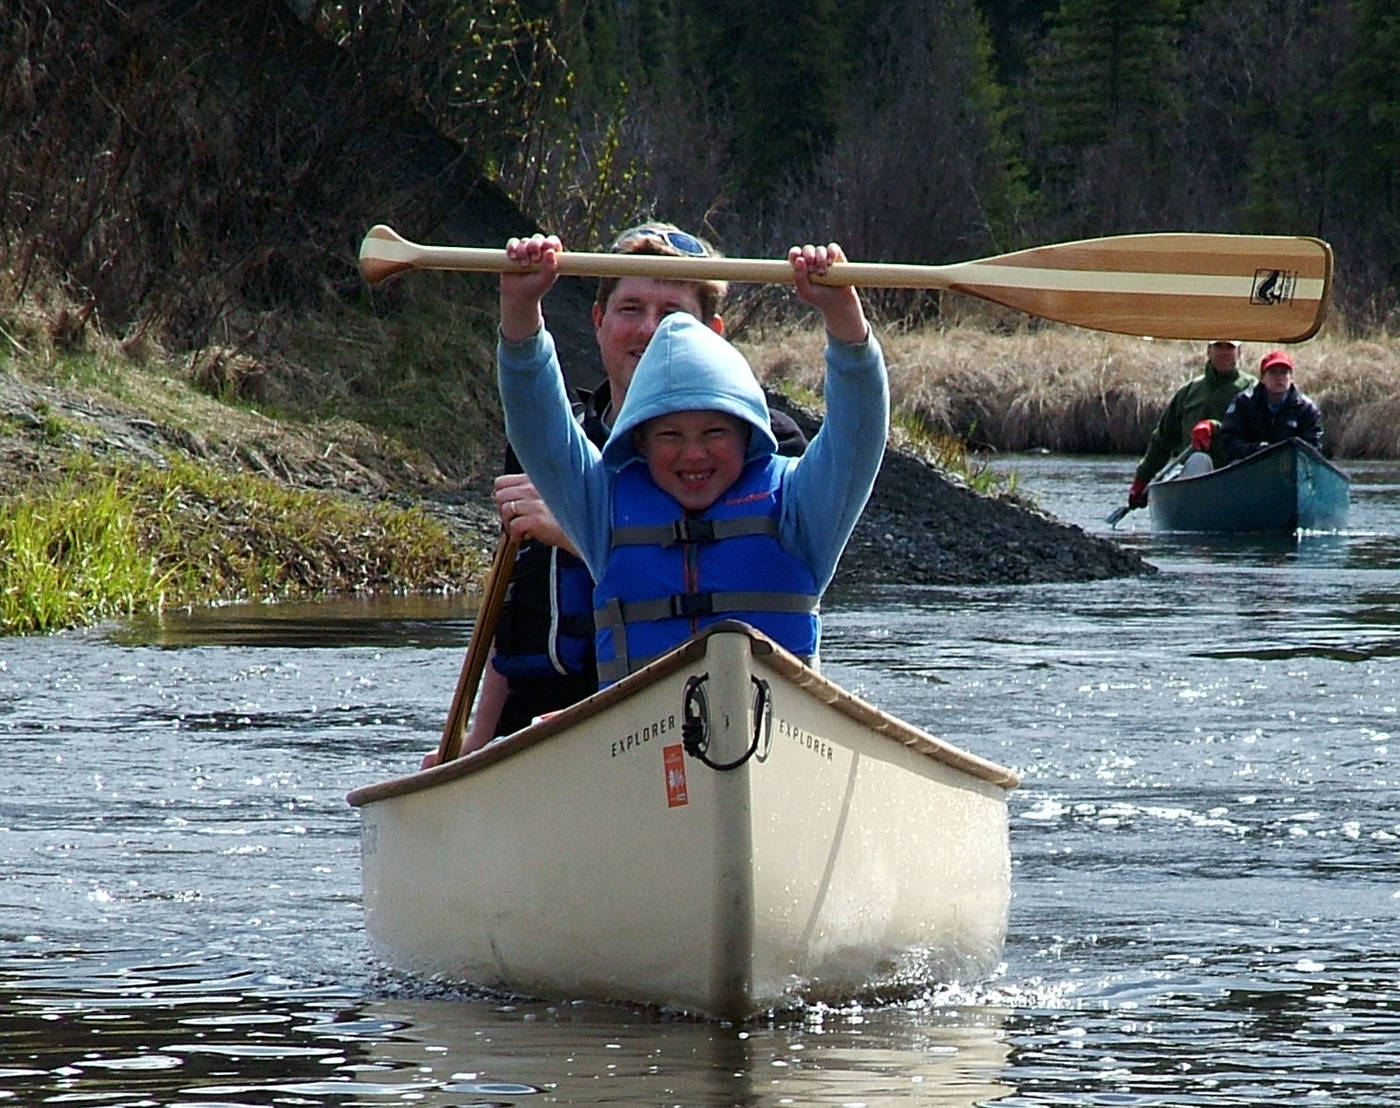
[
  {"left": 1207, "top": 342, "right": 1239, "bottom": 374},
  {"left": 635, "top": 409, "right": 748, "bottom": 512},
  {"left": 593, "top": 278, "right": 718, "bottom": 409}
]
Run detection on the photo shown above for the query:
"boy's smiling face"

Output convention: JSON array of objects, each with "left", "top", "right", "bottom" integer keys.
[{"left": 635, "top": 410, "right": 748, "bottom": 511}]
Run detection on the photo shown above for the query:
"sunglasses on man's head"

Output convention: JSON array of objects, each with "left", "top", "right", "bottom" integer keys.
[{"left": 612, "top": 227, "right": 709, "bottom": 257}]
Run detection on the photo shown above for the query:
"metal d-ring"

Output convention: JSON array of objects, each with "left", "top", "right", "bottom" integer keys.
[{"left": 681, "top": 672, "right": 772, "bottom": 771}]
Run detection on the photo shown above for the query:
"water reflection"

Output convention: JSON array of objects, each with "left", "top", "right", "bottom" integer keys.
[
  {"left": 335, "top": 995, "right": 1016, "bottom": 1108},
  {"left": 114, "top": 594, "right": 475, "bottom": 649},
  {"left": 1114, "top": 528, "right": 1362, "bottom": 567},
  {"left": 1, "top": 951, "right": 1016, "bottom": 1106}
]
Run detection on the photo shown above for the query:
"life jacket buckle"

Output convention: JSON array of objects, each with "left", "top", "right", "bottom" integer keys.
[
  {"left": 670, "top": 592, "right": 714, "bottom": 617},
  {"left": 673, "top": 518, "right": 714, "bottom": 544}
]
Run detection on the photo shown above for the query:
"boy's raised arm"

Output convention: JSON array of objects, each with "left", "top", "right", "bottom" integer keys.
[
  {"left": 496, "top": 236, "right": 613, "bottom": 578},
  {"left": 780, "top": 242, "right": 888, "bottom": 590}
]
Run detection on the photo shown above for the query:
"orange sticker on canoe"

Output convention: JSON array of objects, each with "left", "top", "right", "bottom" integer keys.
[{"left": 664, "top": 743, "right": 688, "bottom": 808}]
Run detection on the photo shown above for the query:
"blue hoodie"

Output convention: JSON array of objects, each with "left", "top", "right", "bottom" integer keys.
[
  {"left": 499, "top": 311, "right": 888, "bottom": 597},
  {"left": 601, "top": 314, "right": 778, "bottom": 470}
]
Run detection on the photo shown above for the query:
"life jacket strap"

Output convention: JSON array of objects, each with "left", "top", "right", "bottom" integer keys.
[
  {"left": 597, "top": 590, "right": 819, "bottom": 626},
  {"left": 595, "top": 639, "right": 815, "bottom": 684},
  {"left": 611, "top": 516, "right": 780, "bottom": 548}
]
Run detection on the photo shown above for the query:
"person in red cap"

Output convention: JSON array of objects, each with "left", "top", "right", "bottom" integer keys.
[
  {"left": 1220, "top": 349, "right": 1324, "bottom": 461},
  {"left": 1123, "top": 339, "right": 1256, "bottom": 511}
]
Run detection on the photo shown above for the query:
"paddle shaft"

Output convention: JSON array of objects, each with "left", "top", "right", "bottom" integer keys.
[
  {"left": 436, "top": 530, "right": 519, "bottom": 764},
  {"left": 365, "top": 239, "right": 1012, "bottom": 288},
  {"left": 358, "top": 225, "right": 1333, "bottom": 342},
  {"left": 1105, "top": 445, "right": 1198, "bottom": 526}
]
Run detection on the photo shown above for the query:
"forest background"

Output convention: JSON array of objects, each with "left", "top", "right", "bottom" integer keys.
[
  {"left": 317, "top": 0, "right": 1399, "bottom": 325},
  {"left": 5, "top": 0, "right": 1400, "bottom": 352}
]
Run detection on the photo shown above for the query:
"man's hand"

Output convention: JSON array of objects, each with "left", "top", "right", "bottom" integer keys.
[
  {"left": 494, "top": 473, "right": 578, "bottom": 554},
  {"left": 1190, "top": 419, "right": 1216, "bottom": 452},
  {"left": 1128, "top": 477, "right": 1150, "bottom": 509}
]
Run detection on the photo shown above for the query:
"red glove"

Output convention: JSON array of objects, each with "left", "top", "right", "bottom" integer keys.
[
  {"left": 1190, "top": 419, "right": 1215, "bottom": 451},
  {"left": 1128, "top": 477, "right": 1149, "bottom": 509}
]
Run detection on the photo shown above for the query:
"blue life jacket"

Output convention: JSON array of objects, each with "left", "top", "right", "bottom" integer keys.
[
  {"left": 593, "top": 456, "right": 820, "bottom": 685},
  {"left": 490, "top": 543, "right": 595, "bottom": 680}
]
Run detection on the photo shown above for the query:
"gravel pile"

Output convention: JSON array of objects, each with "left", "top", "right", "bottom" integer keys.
[{"left": 769, "top": 393, "right": 1152, "bottom": 588}]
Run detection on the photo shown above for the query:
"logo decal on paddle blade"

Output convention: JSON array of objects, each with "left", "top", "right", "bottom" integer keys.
[{"left": 1252, "top": 268, "right": 1297, "bottom": 305}]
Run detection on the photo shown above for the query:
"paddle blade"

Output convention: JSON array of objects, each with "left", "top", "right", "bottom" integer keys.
[
  {"left": 1105, "top": 504, "right": 1133, "bottom": 527},
  {"left": 943, "top": 233, "right": 1333, "bottom": 343}
]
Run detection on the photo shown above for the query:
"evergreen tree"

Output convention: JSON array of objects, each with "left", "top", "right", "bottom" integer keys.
[
  {"left": 1024, "top": 0, "right": 1184, "bottom": 228},
  {"left": 979, "top": 0, "right": 1056, "bottom": 83},
  {"left": 1032, "top": 0, "right": 1183, "bottom": 149},
  {"left": 693, "top": 0, "right": 845, "bottom": 205},
  {"left": 1332, "top": 0, "right": 1400, "bottom": 304}
]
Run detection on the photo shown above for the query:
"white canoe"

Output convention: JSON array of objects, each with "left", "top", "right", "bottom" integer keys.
[{"left": 347, "top": 620, "right": 1019, "bottom": 1021}]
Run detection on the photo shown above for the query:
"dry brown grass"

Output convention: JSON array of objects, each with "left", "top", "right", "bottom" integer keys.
[{"left": 738, "top": 319, "right": 1400, "bottom": 459}]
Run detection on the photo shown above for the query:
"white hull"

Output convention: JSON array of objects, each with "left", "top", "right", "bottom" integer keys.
[{"left": 348, "top": 622, "right": 1018, "bottom": 1020}]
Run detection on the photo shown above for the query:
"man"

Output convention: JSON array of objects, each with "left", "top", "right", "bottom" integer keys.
[
  {"left": 1125, "top": 339, "right": 1256, "bottom": 509},
  {"left": 1220, "top": 349, "right": 1324, "bottom": 461},
  {"left": 465, "top": 223, "right": 807, "bottom": 750}
]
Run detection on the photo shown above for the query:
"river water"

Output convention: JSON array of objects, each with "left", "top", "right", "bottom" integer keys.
[{"left": 3, "top": 456, "right": 1398, "bottom": 1106}]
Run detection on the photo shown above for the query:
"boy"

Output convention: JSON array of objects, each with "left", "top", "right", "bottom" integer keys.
[
  {"left": 497, "top": 235, "right": 887, "bottom": 683},
  {"left": 471, "top": 224, "right": 806, "bottom": 745}
]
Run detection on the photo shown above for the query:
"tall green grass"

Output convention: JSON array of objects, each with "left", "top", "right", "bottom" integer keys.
[
  {"left": 1, "top": 454, "right": 480, "bottom": 635},
  {"left": 889, "top": 413, "right": 1021, "bottom": 498},
  {"left": 1, "top": 474, "right": 173, "bottom": 633}
]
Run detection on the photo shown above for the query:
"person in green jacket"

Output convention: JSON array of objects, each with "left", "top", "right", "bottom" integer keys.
[{"left": 1125, "top": 340, "right": 1257, "bottom": 509}]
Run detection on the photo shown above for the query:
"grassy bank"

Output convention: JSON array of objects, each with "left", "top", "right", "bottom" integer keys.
[
  {"left": 4, "top": 277, "right": 1398, "bottom": 637},
  {"left": 2, "top": 272, "right": 503, "bottom": 635},
  {"left": 0, "top": 453, "right": 481, "bottom": 635}
]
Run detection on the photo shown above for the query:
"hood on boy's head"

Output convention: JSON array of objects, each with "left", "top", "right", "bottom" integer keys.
[{"left": 601, "top": 313, "right": 777, "bottom": 469}]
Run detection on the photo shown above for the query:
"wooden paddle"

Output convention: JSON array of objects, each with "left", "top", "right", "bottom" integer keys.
[
  {"left": 1106, "top": 446, "right": 1196, "bottom": 526},
  {"left": 433, "top": 530, "right": 519, "bottom": 765},
  {"left": 359, "top": 225, "right": 1333, "bottom": 343}
]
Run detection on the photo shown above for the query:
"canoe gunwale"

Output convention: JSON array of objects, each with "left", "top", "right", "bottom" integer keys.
[
  {"left": 1152, "top": 438, "right": 1348, "bottom": 490},
  {"left": 347, "top": 620, "right": 1019, "bottom": 808}
]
